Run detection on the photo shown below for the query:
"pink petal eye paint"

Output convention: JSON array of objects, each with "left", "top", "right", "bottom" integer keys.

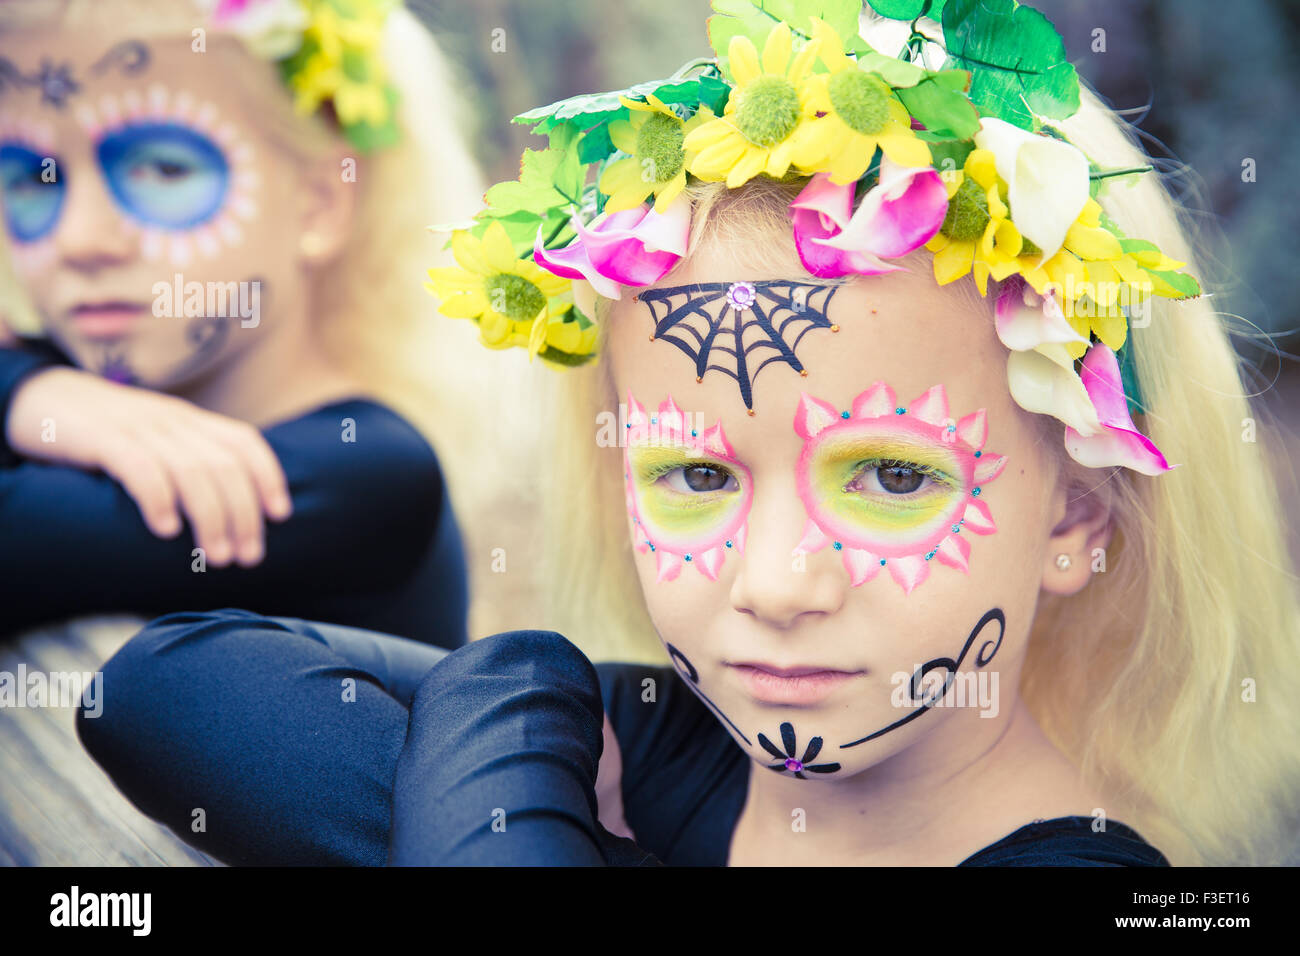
[
  {"left": 623, "top": 392, "right": 753, "bottom": 583},
  {"left": 793, "top": 382, "right": 1007, "bottom": 594}
]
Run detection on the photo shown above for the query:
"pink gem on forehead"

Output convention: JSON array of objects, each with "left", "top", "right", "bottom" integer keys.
[{"left": 726, "top": 281, "right": 756, "bottom": 310}]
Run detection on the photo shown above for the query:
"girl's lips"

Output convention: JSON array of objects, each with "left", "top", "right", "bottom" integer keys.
[
  {"left": 728, "top": 662, "right": 862, "bottom": 706},
  {"left": 70, "top": 303, "right": 148, "bottom": 339}
]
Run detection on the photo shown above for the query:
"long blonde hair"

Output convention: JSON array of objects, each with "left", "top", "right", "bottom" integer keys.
[{"left": 540, "top": 33, "right": 1300, "bottom": 867}]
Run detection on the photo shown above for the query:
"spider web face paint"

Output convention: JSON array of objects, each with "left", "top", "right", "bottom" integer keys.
[
  {"left": 793, "top": 382, "right": 1007, "bottom": 594},
  {"left": 624, "top": 392, "right": 752, "bottom": 582},
  {"left": 636, "top": 280, "right": 840, "bottom": 413}
]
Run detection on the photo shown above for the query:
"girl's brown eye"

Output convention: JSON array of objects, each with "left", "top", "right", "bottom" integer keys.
[
  {"left": 661, "top": 464, "right": 738, "bottom": 494},
  {"left": 683, "top": 465, "right": 729, "bottom": 492},
  {"left": 876, "top": 462, "right": 925, "bottom": 494}
]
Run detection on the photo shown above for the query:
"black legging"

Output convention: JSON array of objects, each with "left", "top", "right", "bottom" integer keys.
[{"left": 76, "top": 610, "right": 652, "bottom": 865}]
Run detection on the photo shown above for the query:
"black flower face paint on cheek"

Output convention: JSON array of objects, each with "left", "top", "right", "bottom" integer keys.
[
  {"left": 839, "top": 607, "right": 1005, "bottom": 749},
  {"left": 636, "top": 280, "right": 841, "bottom": 413}
]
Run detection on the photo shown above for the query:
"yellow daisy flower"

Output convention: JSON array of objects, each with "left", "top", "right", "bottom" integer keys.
[
  {"left": 291, "top": 2, "right": 391, "bottom": 127},
  {"left": 425, "top": 221, "right": 571, "bottom": 351},
  {"left": 1013, "top": 198, "right": 1188, "bottom": 357},
  {"left": 925, "top": 148, "right": 1021, "bottom": 295},
  {"left": 683, "top": 22, "right": 821, "bottom": 188},
  {"left": 599, "top": 96, "right": 713, "bottom": 213},
  {"left": 527, "top": 310, "right": 600, "bottom": 366},
  {"left": 789, "top": 17, "right": 932, "bottom": 184}
]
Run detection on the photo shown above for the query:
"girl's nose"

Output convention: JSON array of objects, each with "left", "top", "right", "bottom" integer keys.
[
  {"left": 53, "top": 163, "right": 136, "bottom": 270},
  {"left": 729, "top": 482, "right": 847, "bottom": 629}
]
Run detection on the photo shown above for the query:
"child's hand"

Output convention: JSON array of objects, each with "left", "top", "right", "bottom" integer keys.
[{"left": 4, "top": 367, "right": 292, "bottom": 566}]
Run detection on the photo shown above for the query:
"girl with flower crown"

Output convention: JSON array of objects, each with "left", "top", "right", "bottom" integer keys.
[
  {"left": 81, "top": 1, "right": 1299, "bottom": 866},
  {"left": 0, "top": 0, "right": 500, "bottom": 644}
]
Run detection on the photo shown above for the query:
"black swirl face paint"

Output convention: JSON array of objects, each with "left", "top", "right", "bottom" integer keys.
[
  {"left": 759, "top": 722, "right": 841, "bottom": 778},
  {"left": 666, "top": 642, "right": 751, "bottom": 746},
  {"left": 635, "top": 280, "right": 840, "bottom": 413},
  {"left": 839, "top": 607, "right": 1005, "bottom": 749},
  {"left": 0, "top": 41, "right": 150, "bottom": 109}
]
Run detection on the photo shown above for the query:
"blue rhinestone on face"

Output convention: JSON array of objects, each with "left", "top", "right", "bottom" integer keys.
[
  {"left": 684, "top": 554, "right": 692, "bottom": 561},
  {"left": 691, "top": 429, "right": 698, "bottom": 437},
  {"left": 946, "top": 424, "right": 956, "bottom": 433},
  {"left": 841, "top": 411, "right": 850, "bottom": 419},
  {"left": 951, "top": 524, "right": 961, "bottom": 533},
  {"left": 974, "top": 450, "right": 982, "bottom": 458},
  {"left": 879, "top": 558, "right": 887, "bottom": 566},
  {"left": 648, "top": 543, "right": 655, "bottom": 551},
  {"left": 725, "top": 540, "right": 733, "bottom": 548},
  {"left": 895, "top": 407, "right": 906, "bottom": 415},
  {"left": 972, "top": 487, "right": 981, "bottom": 496},
  {"left": 925, "top": 551, "right": 934, "bottom": 560},
  {"left": 651, "top": 416, "right": 658, "bottom": 424},
  {"left": 833, "top": 541, "right": 842, "bottom": 551}
]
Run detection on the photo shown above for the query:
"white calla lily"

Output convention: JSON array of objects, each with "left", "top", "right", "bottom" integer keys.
[
  {"left": 995, "top": 276, "right": 1089, "bottom": 352},
  {"left": 1006, "top": 344, "right": 1102, "bottom": 437},
  {"left": 974, "top": 117, "right": 1090, "bottom": 266}
]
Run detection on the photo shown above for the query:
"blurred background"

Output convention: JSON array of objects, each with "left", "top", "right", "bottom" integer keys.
[{"left": 412, "top": 0, "right": 1300, "bottom": 563}]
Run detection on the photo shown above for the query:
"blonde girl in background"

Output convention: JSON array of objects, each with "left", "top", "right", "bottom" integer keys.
[
  {"left": 0, "top": 0, "right": 535, "bottom": 642},
  {"left": 80, "top": 0, "right": 1299, "bottom": 867}
]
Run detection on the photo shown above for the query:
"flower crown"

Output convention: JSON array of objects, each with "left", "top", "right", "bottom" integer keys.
[
  {"left": 427, "top": 0, "right": 1201, "bottom": 476},
  {"left": 210, "top": 0, "right": 399, "bottom": 150}
]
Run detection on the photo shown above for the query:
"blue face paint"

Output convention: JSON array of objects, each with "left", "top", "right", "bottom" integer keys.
[
  {"left": 0, "top": 143, "right": 66, "bottom": 242},
  {"left": 96, "top": 122, "right": 229, "bottom": 230}
]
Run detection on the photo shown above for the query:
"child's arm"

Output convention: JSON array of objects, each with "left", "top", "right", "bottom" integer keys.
[
  {"left": 4, "top": 360, "right": 290, "bottom": 559},
  {"left": 0, "top": 353, "right": 456, "bottom": 639}
]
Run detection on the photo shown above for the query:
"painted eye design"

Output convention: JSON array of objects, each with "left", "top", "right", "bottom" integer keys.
[
  {"left": 97, "top": 122, "right": 230, "bottom": 230},
  {"left": 624, "top": 394, "right": 752, "bottom": 582},
  {"left": 793, "top": 382, "right": 1008, "bottom": 594},
  {"left": 75, "top": 86, "right": 262, "bottom": 266},
  {"left": 0, "top": 143, "right": 66, "bottom": 242}
]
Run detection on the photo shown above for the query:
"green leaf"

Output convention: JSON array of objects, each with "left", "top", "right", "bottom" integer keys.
[
  {"left": 706, "top": 0, "right": 862, "bottom": 78},
  {"left": 484, "top": 147, "right": 582, "bottom": 219},
  {"left": 858, "top": 51, "right": 926, "bottom": 88},
  {"left": 1146, "top": 269, "right": 1201, "bottom": 299},
  {"left": 514, "top": 76, "right": 703, "bottom": 132},
  {"left": 1116, "top": 338, "right": 1145, "bottom": 419},
  {"left": 941, "top": 0, "right": 1080, "bottom": 131},
  {"left": 1117, "top": 238, "right": 1160, "bottom": 256},
  {"left": 698, "top": 74, "right": 733, "bottom": 115},
  {"left": 927, "top": 139, "right": 973, "bottom": 175},
  {"left": 865, "top": 0, "right": 927, "bottom": 19},
  {"left": 895, "top": 69, "right": 979, "bottom": 139},
  {"left": 577, "top": 123, "right": 616, "bottom": 164}
]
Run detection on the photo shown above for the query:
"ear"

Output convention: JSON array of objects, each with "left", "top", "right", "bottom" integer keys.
[
  {"left": 296, "top": 146, "right": 361, "bottom": 267},
  {"left": 1040, "top": 479, "right": 1114, "bottom": 596}
]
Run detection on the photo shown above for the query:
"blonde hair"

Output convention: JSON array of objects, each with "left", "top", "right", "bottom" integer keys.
[
  {"left": 541, "top": 41, "right": 1300, "bottom": 867},
  {"left": 0, "top": 0, "right": 548, "bottom": 638}
]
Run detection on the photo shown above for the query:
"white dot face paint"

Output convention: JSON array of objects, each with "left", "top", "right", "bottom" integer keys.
[
  {"left": 793, "top": 381, "right": 1007, "bottom": 594},
  {"left": 74, "top": 84, "right": 261, "bottom": 269},
  {"left": 0, "top": 28, "right": 315, "bottom": 392}
]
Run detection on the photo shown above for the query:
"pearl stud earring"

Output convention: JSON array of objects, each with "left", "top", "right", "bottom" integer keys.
[{"left": 1054, "top": 553, "right": 1072, "bottom": 571}]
